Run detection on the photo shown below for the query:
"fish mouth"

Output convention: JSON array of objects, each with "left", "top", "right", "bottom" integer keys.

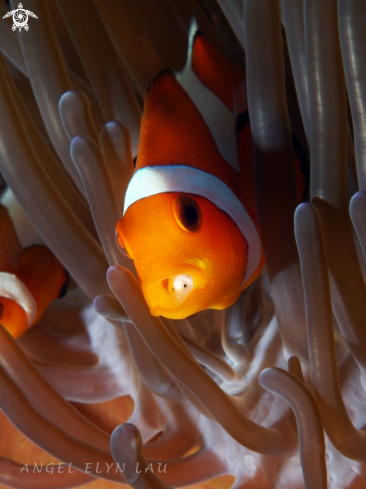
[{"left": 141, "top": 263, "right": 212, "bottom": 319}]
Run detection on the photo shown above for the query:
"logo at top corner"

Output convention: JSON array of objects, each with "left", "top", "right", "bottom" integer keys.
[{"left": 2, "top": 3, "right": 38, "bottom": 32}]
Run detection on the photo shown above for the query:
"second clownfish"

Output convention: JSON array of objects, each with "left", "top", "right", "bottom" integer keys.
[
  {"left": 0, "top": 189, "right": 68, "bottom": 338},
  {"left": 116, "top": 25, "right": 306, "bottom": 320}
]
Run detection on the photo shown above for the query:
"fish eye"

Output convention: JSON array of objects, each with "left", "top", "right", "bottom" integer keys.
[{"left": 173, "top": 195, "right": 202, "bottom": 232}]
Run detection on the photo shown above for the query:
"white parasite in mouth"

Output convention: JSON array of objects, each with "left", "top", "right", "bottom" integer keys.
[{"left": 169, "top": 274, "right": 193, "bottom": 297}]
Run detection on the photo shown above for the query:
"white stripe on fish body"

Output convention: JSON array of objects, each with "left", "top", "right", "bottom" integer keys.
[
  {"left": 124, "top": 165, "right": 261, "bottom": 286},
  {"left": 0, "top": 272, "right": 37, "bottom": 327},
  {"left": 176, "top": 21, "right": 240, "bottom": 172},
  {"left": 1, "top": 188, "right": 44, "bottom": 248}
]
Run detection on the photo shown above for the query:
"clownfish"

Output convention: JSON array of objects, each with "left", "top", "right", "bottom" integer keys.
[
  {"left": 116, "top": 25, "right": 307, "bottom": 320},
  {"left": 0, "top": 189, "right": 68, "bottom": 338}
]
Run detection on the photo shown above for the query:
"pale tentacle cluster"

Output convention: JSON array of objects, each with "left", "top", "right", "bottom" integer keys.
[{"left": 0, "top": 0, "right": 365, "bottom": 488}]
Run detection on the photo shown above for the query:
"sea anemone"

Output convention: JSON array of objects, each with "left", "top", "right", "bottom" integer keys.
[{"left": 0, "top": 0, "right": 365, "bottom": 488}]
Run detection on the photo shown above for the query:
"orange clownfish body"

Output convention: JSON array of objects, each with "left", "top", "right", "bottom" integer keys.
[
  {"left": 0, "top": 189, "right": 68, "bottom": 338},
  {"left": 116, "top": 27, "right": 265, "bottom": 320}
]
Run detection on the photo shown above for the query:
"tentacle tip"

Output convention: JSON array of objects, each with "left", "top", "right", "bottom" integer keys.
[
  {"left": 107, "top": 264, "right": 132, "bottom": 283},
  {"left": 58, "top": 90, "right": 72, "bottom": 109},
  {"left": 288, "top": 355, "right": 299, "bottom": 363},
  {"left": 107, "top": 264, "right": 123, "bottom": 278},
  {"left": 104, "top": 120, "right": 129, "bottom": 132},
  {"left": 258, "top": 367, "right": 271, "bottom": 387},
  {"left": 59, "top": 89, "right": 82, "bottom": 104},
  {"left": 350, "top": 190, "right": 366, "bottom": 207},
  {"left": 92, "top": 295, "right": 104, "bottom": 312},
  {"left": 294, "top": 202, "right": 313, "bottom": 220},
  {"left": 111, "top": 423, "right": 142, "bottom": 456},
  {"left": 70, "top": 134, "right": 87, "bottom": 148}
]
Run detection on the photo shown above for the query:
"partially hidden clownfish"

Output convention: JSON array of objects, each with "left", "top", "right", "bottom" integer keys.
[
  {"left": 0, "top": 189, "right": 68, "bottom": 338},
  {"left": 116, "top": 25, "right": 307, "bottom": 320}
]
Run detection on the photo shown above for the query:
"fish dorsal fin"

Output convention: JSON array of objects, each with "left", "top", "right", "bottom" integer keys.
[
  {"left": 0, "top": 203, "right": 22, "bottom": 271},
  {"left": 137, "top": 69, "right": 241, "bottom": 198},
  {"left": 176, "top": 21, "right": 240, "bottom": 172}
]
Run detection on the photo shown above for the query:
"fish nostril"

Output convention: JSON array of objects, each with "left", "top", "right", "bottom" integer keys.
[{"left": 173, "top": 195, "right": 202, "bottom": 232}]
